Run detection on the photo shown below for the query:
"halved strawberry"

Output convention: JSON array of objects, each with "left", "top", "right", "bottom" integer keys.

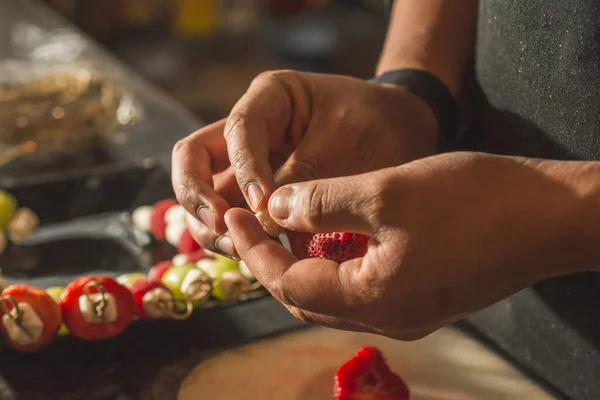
[
  {"left": 59, "top": 275, "right": 136, "bottom": 341},
  {"left": 334, "top": 346, "right": 410, "bottom": 400},
  {"left": 291, "top": 232, "right": 370, "bottom": 264},
  {"left": 0, "top": 285, "right": 62, "bottom": 352},
  {"left": 150, "top": 199, "right": 178, "bottom": 241},
  {"left": 178, "top": 228, "right": 200, "bottom": 254},
  {"left": 148, "top": 260, "right": 174, "bottom": 281}
]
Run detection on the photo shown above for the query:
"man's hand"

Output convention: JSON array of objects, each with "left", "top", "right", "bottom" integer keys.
[
  {"left": 224, "top": 152, "right": 600, "bottom": 340},
  {"left": 172, "top": 70, "right": 438, "bottom": 258}
]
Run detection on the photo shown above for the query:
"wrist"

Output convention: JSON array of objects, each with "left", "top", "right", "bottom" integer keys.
[
  {"left": 383, "top": 85, "right": 439, "bottom": 158},
  {"left": 370, "top": 68, "right": 460, "bottom": 152},
  {"left": 529, "top": 159, "right": 600, "bottom": 276}
]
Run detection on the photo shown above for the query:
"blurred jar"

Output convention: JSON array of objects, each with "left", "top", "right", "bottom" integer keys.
[{"left": 171, "top": 0, "right": 220, "bottom": 38}]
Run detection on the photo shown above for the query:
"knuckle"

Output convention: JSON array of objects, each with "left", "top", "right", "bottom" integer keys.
[
  {"left": 368, "top": 173, "right": 398, "bottom": 226},
  {"left": 172, "top": 138, "right": 188, "bottom": 156},
  {"left": 228, "top": 147, "right": 254, "bottom": 185},
  {"left": 223, "top": 111, "right": 251, "bottom": 142},
  {"left": 253, "top": 69, "right": 296, "bottom": 86},
  {"left": 284, "top": 158, "right": 325, "bottom": 183},
  {"left": 300, "top": 183, "right": 326, "bottom": 231}
]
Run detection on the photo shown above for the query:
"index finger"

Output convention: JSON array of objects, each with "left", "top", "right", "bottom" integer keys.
[
  {"left": 224, "top": 207, "right": 363, "bottom": 317},
  {"left": 224, "top": 71, "right": 301, "bottom": 213},
  {"left": 172, "top": 119, "right": 232, "bottom": 234}
]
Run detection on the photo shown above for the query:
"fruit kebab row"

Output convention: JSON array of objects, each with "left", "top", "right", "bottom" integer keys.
[
  {"left": 0, "top": 194, "right": 369, "bottom": 353},
  {"left": 0, "top": 252, "right": 260, "bottom": 352}
]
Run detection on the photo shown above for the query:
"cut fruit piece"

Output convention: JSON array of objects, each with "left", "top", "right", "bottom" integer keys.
[
  {"left": 130, "top": 278, "right": 191, "bottom": 319},
  {"left": 59, "top": 276, "right": 136, "bottom": 341},
  {"left": 299, "top": 232, "right": 370, "bottom": 264},
  {"left": 0, "top": 285, "right": 62, "bottom": 352},
  {"left": 334, "top": 346, "right": 410, "bottom": 400}
]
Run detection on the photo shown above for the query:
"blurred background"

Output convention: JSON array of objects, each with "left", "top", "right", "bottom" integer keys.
[{"left": 38, "top": 0, "right": 390, "bottom": 123}]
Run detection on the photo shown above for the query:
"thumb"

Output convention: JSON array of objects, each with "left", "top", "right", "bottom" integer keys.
[{"left": 267, "top": 173, "right": 380, "bottom": 235}]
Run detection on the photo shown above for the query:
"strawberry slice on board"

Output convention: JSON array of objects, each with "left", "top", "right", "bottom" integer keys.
[
  {"left": 59, "top": 275, "right": 136, "bottom": 341},
  {"left": 334, "top": 346, "right": 410, "bottom": 400},
  {"left": 0, "top": 285, "right": 62, "bottom": 352}
]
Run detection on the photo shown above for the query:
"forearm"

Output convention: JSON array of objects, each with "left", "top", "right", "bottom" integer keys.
[
  {"left": 376, "top": 0, "right": 479, "bottom": 97},
  {"left": 528, "top": 159, "right": 600, "bottom": 276}
]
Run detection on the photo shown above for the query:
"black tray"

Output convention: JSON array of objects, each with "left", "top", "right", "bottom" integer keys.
[{"left": 0, "top": 163, "right": 177, "bottom": 288}]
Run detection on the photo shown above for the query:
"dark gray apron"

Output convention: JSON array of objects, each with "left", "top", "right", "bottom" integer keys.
[
  {"left": 467, "top": 1, "right": 600, "bottom": 399},
  {"left": 386, "top": 1, "right": 600, "bottom": 399}
]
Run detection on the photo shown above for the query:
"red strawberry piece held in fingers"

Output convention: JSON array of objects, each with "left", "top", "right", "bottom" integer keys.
[
  {"left": 59, "top": 275, "right": 136, "bottom": 341},
  {"left": 299, "top": 232, "right": 370, "bottom": 264},
  {"left": 178, "top": 228, "right": 200, "bottom": 254},
  {"left": 334, "top": 346, "right": 410, "bottom": 400},
  {"left": 148, "top": 260, "right": 174, "bottom": 281},
  {"left": 150, "top": 199, "right": 178, "bottom": 241},
  {"left": 0, "top": 285, "right": 62, "bottom": 352},
  {"left": 130, "top": 278, "right": 192, "bottom": 319}
]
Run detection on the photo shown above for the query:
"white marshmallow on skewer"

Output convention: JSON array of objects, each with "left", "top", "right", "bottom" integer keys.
[
  {"left": 132, "top": 206, "right": 153, "bottom": 232},
  {"left": 172, "top": 253, "right": 189, "bottom": 266},
  {"left": 166, "top": 221, "right": 186, "bottom": 247},
  {"left": 165, "top": 204, "right": 186, "bottom": 226}
]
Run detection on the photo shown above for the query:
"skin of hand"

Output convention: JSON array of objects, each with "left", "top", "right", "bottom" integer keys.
[
  {"left": 171, "top": 70, "right": 438, "bottom": 258},
  {"left": 223, "top": 151, "right": 600, "bottom": 340}
]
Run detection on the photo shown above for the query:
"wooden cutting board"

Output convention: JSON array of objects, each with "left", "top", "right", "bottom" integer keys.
[{"left": 178, "top": 326, "right": 554, "bottom": 400}]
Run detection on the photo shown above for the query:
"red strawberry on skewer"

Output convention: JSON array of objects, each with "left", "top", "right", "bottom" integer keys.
[
  {"left": 150, "top": 199, "right": 178, "bottom": 241},
  {"left": 0, "top": 285, "right": 62, "bottom": 352},
  {"left": 148, "top": 260, "right": 174, "bottom": 281},
  {"left": 59, "top": 275, "right": 136, "bottom": 341},
  {"left": 334, "top": 346, "right": 410, "bottom": 400},
  {"left": 178, "top": 228, "right": 200, "bottom": 254}
]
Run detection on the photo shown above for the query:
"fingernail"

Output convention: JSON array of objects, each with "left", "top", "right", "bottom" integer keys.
[
  {"left": 246, "top": 183, "right": 264, "bottom": 211},
  {"left": 270, "top": 187, "right": 293, "bottom": 220},
  {"left": 197, "top": 206, "right": 215, "bottom": 233},
  {"left": 214, "top": 235, "right": 237, "bottom": 259}
]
